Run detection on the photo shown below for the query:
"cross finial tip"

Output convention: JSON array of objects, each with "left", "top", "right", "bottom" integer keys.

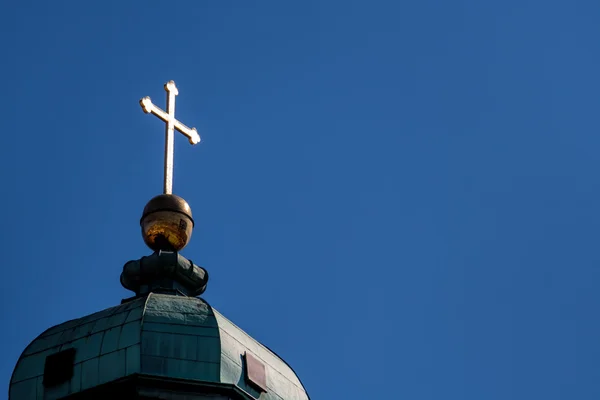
[
  {"left": 140, "top": 97, "right": 153, "bottom": 114},
  {"left": 189, "top": 128, "right": 201, "bottom": 145},
  {"left": 164, "top": 80, "right": 179, "bottom": 96}
]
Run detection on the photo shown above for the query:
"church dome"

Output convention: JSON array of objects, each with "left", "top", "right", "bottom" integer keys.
[
  {"left": 10, "top": 81, "right": 310, "bottom": 400},
  {"left": 10, "top": 293, "right": 309, "bottom": 400}
]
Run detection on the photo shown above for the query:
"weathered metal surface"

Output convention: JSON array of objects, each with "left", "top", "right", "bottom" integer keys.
[
  {"left": 215, "top": 311, "right": 308, "bottom": 400},
  {"left": 121, "top": 251, "right": 208, "bottom": 297},
  {"left": 10, "top": 296, "right": 146, "bottom": 400},
  {"left": 140, "top": 294, "right": 220, "bottom": 383},
  {"left": 10, "top": 294, "right": 309, "bottom": 400},
  {"left": 140, "top": 80, "right": 200, "bottom": 195}
]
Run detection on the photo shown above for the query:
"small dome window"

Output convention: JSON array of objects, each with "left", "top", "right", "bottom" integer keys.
[{"left": 43, "top": 348, "right": 76, "bottom": 388}]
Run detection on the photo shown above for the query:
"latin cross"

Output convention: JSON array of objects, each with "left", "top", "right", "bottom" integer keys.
[{"left": 140, "top": 81, "right": 200, "bottom": 194}]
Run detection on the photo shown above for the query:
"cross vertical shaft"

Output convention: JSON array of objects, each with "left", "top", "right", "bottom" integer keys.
[
  {"left": 164, "top": 83, "right": 177, "bottom": 194},
  {"left": 140, "top": 81, "right": 201, "bottom": 195}
]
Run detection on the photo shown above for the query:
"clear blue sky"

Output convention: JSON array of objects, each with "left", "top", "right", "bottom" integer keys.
[{"left": 2, "top": 1, "right": 600, "bottom": 398}]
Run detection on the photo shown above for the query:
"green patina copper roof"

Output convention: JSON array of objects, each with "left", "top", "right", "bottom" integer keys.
[{"left": 10, "top": 293, "right": 308, "bottom": 400}]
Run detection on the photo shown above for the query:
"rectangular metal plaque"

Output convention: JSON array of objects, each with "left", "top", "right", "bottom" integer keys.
[{"left": 244, "top": 351, "right": 267, "bottom": 392}]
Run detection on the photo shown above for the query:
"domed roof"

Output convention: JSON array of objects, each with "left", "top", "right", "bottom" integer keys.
[{"left": 10, "top": 293, "right": 309, "bottom": 400}]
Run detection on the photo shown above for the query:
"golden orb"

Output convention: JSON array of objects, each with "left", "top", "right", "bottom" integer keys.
[{"left": 141, "top": 194, "right": 194, "bottom": 252}]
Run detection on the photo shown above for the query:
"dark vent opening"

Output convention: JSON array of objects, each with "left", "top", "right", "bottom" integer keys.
[
  {"left": 244, "top": 351, "right": 267, "bottom": 393},
  {"left": 43, "top": 348, "right": 76, "bottom": 387}
]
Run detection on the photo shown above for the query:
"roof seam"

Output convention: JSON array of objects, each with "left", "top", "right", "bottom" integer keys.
[
  {"left": 22, "top": 320, "right": 144, "bottom": 358},
  {"left": 140, "top": 354, "right": 221, "bottom": 365}
]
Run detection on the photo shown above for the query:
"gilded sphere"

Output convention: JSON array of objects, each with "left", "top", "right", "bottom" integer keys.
[{"left": 141, "top": 194, "right": 194, "bottom": 252}]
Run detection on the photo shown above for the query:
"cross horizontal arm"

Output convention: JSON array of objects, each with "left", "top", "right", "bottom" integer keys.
[{"left": 140, "top": 97, "right": 201, "bottom": 145}]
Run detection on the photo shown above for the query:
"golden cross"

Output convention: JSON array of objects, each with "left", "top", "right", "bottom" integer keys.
[{"left": 140, "top": 81, "right": 200, "bottom": 195}]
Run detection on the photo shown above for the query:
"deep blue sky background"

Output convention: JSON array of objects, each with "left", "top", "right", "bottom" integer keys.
[{"left": 2, "top": 1, "right": 600, "bottom": 398}]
